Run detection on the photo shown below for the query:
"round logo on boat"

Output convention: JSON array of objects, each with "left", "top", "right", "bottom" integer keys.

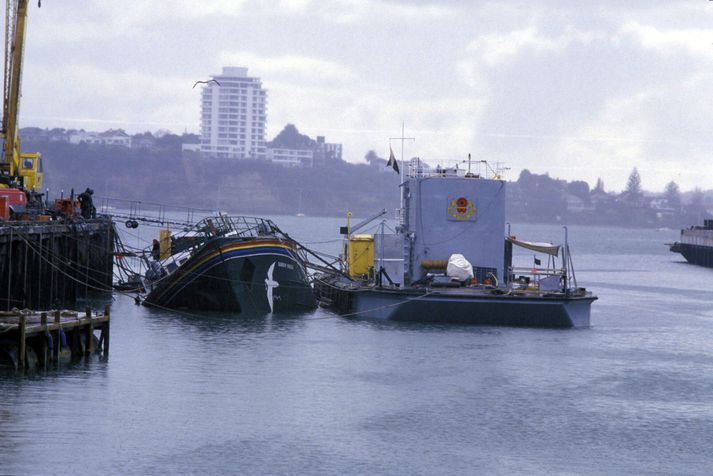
[{"left": 448, "top": 196, "right": 476, "bottom": 220}]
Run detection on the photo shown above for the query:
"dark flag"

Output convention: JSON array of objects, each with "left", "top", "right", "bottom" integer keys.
[
  {"left": 387, "top": 146, "right": 400, "bottom": 174},
  {"left": 534, "top": 257, "right": 541, "bottom": 266}
]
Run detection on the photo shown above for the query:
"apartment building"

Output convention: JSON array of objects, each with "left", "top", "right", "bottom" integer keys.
[{"left": 200, "top": 67, "right": 267, "bottom": 159}]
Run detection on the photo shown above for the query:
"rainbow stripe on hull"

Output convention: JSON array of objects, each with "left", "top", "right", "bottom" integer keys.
[{"left": 144, "top": 237, "right": 316, "bottom": 313}]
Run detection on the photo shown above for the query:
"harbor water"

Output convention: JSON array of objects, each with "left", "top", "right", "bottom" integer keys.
[{"left": 1, "top": 218, "right": 713, "bottom": 474}]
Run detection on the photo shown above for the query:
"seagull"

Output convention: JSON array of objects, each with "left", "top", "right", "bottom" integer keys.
[{"left": 192, "top": 79, "right": 221, "bottom": 88}]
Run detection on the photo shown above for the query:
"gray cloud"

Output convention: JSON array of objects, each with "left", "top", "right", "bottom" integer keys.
[{"left": 11, "top": 1, "right": 713, "bottom": 191}]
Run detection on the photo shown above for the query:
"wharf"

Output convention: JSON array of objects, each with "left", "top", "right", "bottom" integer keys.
[
  {"left": 0, "top": 217, "right": 115, "bottom": 309},
  {"left": 0, "top": 305, "right": 110, "bottom": 371}
]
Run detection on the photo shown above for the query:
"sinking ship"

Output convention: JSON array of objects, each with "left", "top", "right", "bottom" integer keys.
[
  {"left": 314, "top": 158, "right": 597, "bottom": 328},
  {"left": 139, "top": 214, "right": 316, "bottom": 313}
]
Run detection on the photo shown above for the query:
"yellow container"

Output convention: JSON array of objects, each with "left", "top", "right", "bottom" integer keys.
[
  {"left": 348, "top": 234, "right": 374, "bottom": 278},
  {"left": 159, "top": 229, "right": 172, "bottom": 260}
]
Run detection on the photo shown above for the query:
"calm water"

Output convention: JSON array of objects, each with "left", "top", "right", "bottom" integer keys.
[{"left": 2, "top": 218, "right": 713, "bottom": 475}]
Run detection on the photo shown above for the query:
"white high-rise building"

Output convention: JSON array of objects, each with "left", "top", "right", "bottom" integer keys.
[{"left": 200, "top": 67, "right": 267, "bottom": 159}]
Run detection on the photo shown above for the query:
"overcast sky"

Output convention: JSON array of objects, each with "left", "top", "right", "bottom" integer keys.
[{"left": 10, "top": 0, "right": 713, "bottom": 191}]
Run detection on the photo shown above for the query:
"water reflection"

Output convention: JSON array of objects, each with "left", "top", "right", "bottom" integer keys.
[{"left": 139, "top": 304, "right": 313, "bottom": 336}]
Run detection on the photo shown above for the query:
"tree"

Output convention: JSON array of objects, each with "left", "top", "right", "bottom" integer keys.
[
  {"left": 364, "top": 150, "right": 386, "bottom": 167},
  {"left": 567, "top": 180, "right": 590, "bottom": 201},
  {"left": 688, "top": 187, "right": 706, "bottom": 219},
  {"left": 663, "top": 181, "right": 682, "bottom": 210},
  {"left": 269, "top": 124, "right": 315, "bottom": 149},
  {"left": 593, "top": 177, "right": 605, "bottom": 193},
  {"left": 625, "top": 167, "right": 643, "bottom": 204}
]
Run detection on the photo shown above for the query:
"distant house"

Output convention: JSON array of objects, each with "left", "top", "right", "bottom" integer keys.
[
  {"left": 590, "top": 189, "right": 615, "bottom": 208},
  {"left": 565, "top": 194, "right": 594, "bottom": 213},
  {"left": 69, "top": 129, "right": 131, "bottom": 147},
  {"left": 649, "top": 197, "right": 676, "bottom": 220},
  {"left": 266, "top": 125, "right": 342, "bottom": 168},
  {"left": 312, "top": 136, "right": 343, "bottom": 166},
  {"left": 69, "top": 130, "right": 103, "bottom": 145},
  {"left": 266, "top": 147, "right": 314, "bottom": 167},
  {"left": 131, "top": 133, "right": 157, "bottom": 150},
  {"left": 99, "top": 129, "right": 131, "bottom": 147},
  {"left": 181, "top": 143, "right": 201, "bottom": 153}
]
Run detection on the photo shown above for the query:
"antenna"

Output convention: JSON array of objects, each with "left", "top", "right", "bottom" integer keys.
[
  {"left": 389, "top": 123, "right": 415, "bottom": 209},
  {"left": 389, "top": 122, "right": 415, "bottom": 169}
]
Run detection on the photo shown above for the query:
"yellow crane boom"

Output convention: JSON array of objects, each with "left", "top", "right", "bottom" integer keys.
[{"left": 1, "top": 0, "right": 42, "bottom": 192}]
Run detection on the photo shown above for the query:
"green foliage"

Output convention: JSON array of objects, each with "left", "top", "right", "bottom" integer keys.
[
  {"left": 626, "top": 167, "right": 642, "bottom": 197},
  {"left": 593, "top": 177, "right": 605, "bottom": 193},
  {"left": 268, "top": 124, "right": 315, "bottom": 149},
  {"left": 567, "top": 181, "right": 590, "bottom": 201},
  {"left": 28, "top": 139, "right": 400, "bottom": 217},
  {"left": 664, "top": 181, "right": 682, "bottom": 210},
  {"left": 24, "top": 138, "right": 712, "bottom": 227}
]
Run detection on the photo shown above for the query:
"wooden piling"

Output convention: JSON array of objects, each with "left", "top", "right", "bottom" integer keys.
[
  {"left": 1, "top": 306, "right": 111, "bottom": 372},
  {"left": 54, "top": 310, "right": 61, "bottom": 362},
  {"left": 85, "top": 308, "right": 94, "bottom": 354},
  {"left": 40, "top": 312, "right": 48, "bottom": 368},
  {"left": 18, "top": 314, "right": 26, "bottom": 370},
  {"left": 103, "top": 303, "right": 110, "bottom": 358}
]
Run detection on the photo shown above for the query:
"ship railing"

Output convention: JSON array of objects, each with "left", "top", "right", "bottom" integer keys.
[
  {"left": 508, "top": 266, "right": 566, "bottom": 293},
  {"left": 97, "top": 196, "right": 216, "bottom": 228},
  {"left": 192, "top": 214, "right": 278, "bottom": 239},
  {"left": 404, "top": 158, "right": 508, "bottom": 180}
]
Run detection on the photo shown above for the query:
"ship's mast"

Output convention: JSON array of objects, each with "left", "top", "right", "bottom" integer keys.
[{"left": 389, "top": 123, "right": 414, "bottom": 209}]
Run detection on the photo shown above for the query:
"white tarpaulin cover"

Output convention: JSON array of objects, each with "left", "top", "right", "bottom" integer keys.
[
  {"left": 446, "top": 254, "right": 474, "bottom": 281},
  {"left": 507, "top": 237, "right": 560, "bottom": 256}
]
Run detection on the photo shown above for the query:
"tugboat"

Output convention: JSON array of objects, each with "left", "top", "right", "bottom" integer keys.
[
  {"left": 669, "top": 219, "right": 713, "bottom": 267},
  {"left": 140, "top": 214, "right": 316, "bottom": 313},
  {"left": 314, "top": 156, "right": 597, "bottom": 328}
]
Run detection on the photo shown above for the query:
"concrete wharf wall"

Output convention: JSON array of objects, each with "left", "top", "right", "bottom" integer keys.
[{"left": 0, "top": 218, "right": 115, "bottom": 310}]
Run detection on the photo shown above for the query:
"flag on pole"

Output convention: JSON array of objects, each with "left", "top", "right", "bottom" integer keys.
[
  {"left": 387, "top": 146, "right": 400, "bottom": 174},
  {"left": 534, "top": 256, "right": 541, "bottom": 266}
]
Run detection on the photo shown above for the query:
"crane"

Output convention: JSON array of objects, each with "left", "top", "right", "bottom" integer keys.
[{"left": 1, "top": 0, "right": 42, "bottom": 194}]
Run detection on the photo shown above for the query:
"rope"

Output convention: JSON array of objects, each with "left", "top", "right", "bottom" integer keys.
[
  {"left": 340, "top": 289, "right": 436, "bottom": 318},
  {"left": 18, "top": 235, "right": 115, "bottom": 293}
]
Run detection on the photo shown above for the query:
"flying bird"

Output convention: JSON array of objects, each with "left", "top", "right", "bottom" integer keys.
[{"left": 192, "top": 79, "right": 221, "bottom": 88}]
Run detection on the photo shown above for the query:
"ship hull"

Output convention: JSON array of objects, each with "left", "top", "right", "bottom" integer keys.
[
  {"left": 670, "top": 242, "right": 713, "bottom": 268},
  {"left": 144, "top": 237, "right": 316, "bottom": 313},
  {"left": 316, "top": 284, "right": 595, "bottom": 328}
]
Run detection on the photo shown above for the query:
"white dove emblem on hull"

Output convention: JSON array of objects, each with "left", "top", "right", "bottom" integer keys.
[{"left": 265, "top": 262, "right": 280, "bottom": 312}]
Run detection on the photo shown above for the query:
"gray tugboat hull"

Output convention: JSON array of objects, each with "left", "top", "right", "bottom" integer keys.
[
  {"left": 670, "top": 242, "right": 713, "bottom": 268},
  {"left": 348, "top": 288, "right": 595, "bottom": 328}
]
